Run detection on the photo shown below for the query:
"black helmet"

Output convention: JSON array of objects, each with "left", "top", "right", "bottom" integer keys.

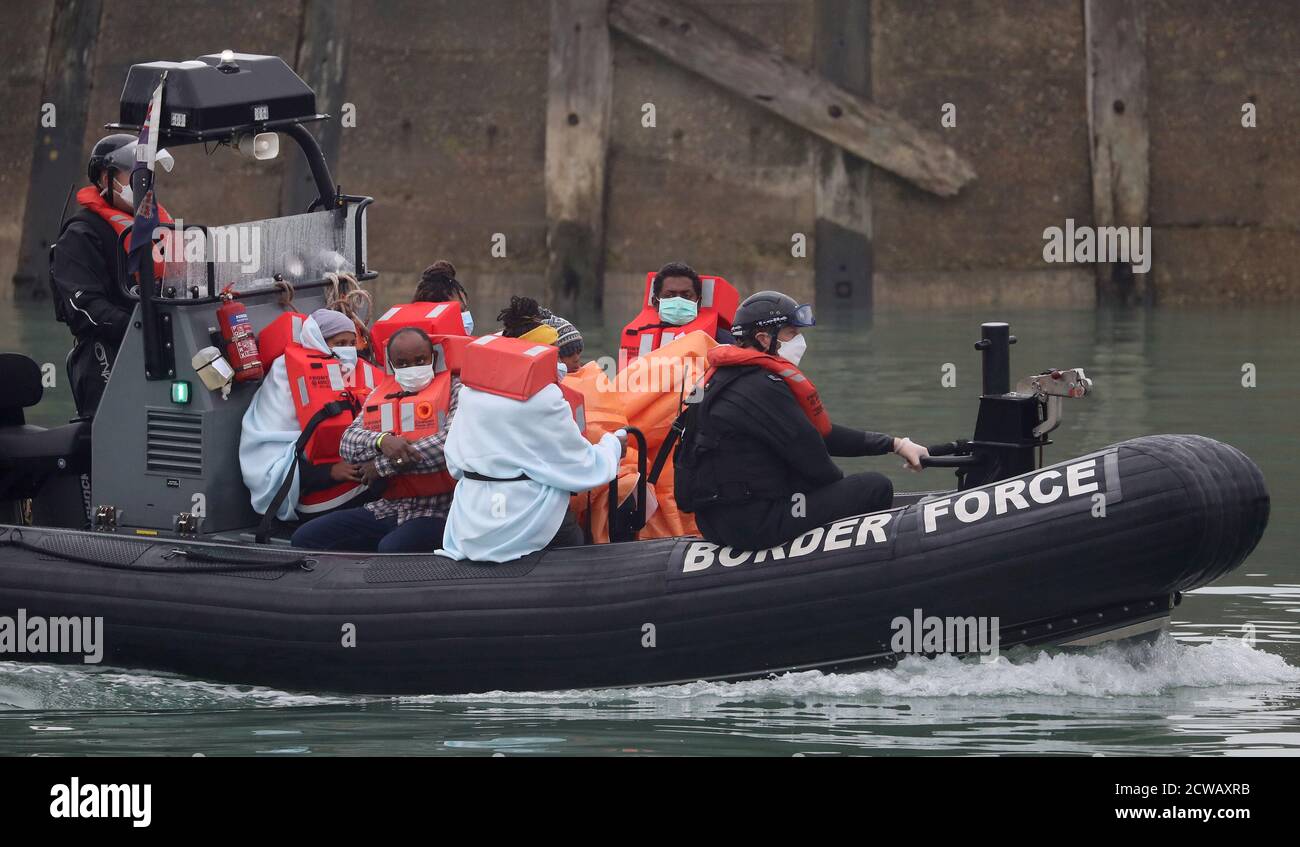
[
  {"left": 731, "top": 291, "right": 815, "bottom": 344},
  {"left": 87, "top": 134, "right": 137, "bottom": 185}
]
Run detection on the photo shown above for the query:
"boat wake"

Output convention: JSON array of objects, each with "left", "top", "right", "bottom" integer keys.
[
  {"left": 451, "top": 634, "right": 1300, "bottom": 704},
  {"left": 0, "top": 634, "right": 1296, "bottom": 713}
]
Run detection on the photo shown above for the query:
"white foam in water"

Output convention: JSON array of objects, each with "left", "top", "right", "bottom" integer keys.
[
  {"left": 1, "top": 635, "right": 1297, "bottom": 710},
  {"left": 444, "top": 635, "right": 1300, "bottom": 704},
  {"left": 0, "top": 663, "right": 360, "bottom": 711}
]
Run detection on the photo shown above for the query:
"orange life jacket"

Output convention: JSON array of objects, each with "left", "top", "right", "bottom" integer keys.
[
  {"left": 361, "top": 371, "right": 456, "bottom": 500},
  {"left": 282, "top": 343, "right": 384, "bottom": 512},
  {"left": 559, "top": 382, "right": 586, "bottom": 431},
  {"left": 460, "top": 334, "right": 585, "bottom": 427},
  {"left": 370, "top": 302, "right": 466, "bottom": 368},
  {"left": 260, "top": 311, "right": 308, "bottom": 366},
  {"left": 703, "top": 345, "right": 832, "bottom": 437},
  {"left": 619, "top": 273, "right": 739, "bottom": 365},
  {"left": 75, "top": 185, "right": 173, "bottom": 281}
]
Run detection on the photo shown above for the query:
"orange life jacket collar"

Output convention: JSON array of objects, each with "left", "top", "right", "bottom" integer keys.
[
  {"left": 704, "top": 345, "right": 832, "bottom": 436},
  {"left": 76, "top": 185, "right": 173, "bottom": 279}
]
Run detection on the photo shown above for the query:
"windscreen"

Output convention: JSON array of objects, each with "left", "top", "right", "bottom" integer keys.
[{"left": 157, "top": 202, "right": 366, "bottom": 296}]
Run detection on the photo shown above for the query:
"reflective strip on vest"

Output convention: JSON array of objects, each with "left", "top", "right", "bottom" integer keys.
[
  {"left": 400, "top": 401, "right": 415, "bottom": 433},
  {"left": 380, "top": 403, "right": 394, "bottom": 433},
  {"left": 362, "top": 365, "right": 376, "bottom": 389},
  {"left": 425, "top": 304, "right": 450, "bottom": 319},
  {"left": 701, "top": 277, "right": 715, "bottom": 307},
  {"left": 781, "top": 369, "right": 806, "bottom": 383},
  {"left": 574, "top": 404, "right": 586, "bottom": 431},
  {"left": 296, "top": 376, "right": 310, "bottom": 407},
  {"left": 326, "top": 362, "right": 345, "bottom": 391},
  {"left": 378, "top": 306, "right": 401, "bottom": 322},
  {"left": 437, "top": 410, "right": 447, "bottom": 429},
  {"left": 638, "top": 334, "right": 655, "bottom": 357},
  {"left": 662, "top": 331, "right": 677, "bottom": 345},
  {"left": 524, "top": 345, "right": 548, "bottom": 357},
  {"left": 433, "top": 343, "right": 448, "bottom": 374},
  {"left": 291, "top": 314, "right": 303, "bottom": 341}
]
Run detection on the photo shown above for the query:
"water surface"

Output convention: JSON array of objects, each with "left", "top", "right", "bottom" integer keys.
[{"left": 2, "top": 301, "right": 1297, "bottom": 755}]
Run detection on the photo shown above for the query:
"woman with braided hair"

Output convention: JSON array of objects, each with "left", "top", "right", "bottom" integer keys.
[
  {"left": 414, "top": 260, "right": 474, "bottom": 335},
  {"left": 496, "top": 295, "right": 559, "bottom": 346}
]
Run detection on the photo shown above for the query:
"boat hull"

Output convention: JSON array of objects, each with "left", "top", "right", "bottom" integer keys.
[{"left": 0, "top": 434, "right": 1269, "bottom": 694}]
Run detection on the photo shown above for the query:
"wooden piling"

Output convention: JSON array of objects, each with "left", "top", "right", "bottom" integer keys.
[
  {"left": 813, "top": 0, "right": 873, "bottom": 318},
  {"left": 544, "top": 0, "right": 613, "bottom": 318},
  {"left": 609, "top": 0, "right": 974, "bottom": 197},
  {"left": 1085, "top": 0, "right": 1151, "bottom": 305},
  {"left": 11, "top": 0, "right": 102, "bottom": 301},
  {"left": 280, "top": 0, "right": 353, "bottom": 216}
]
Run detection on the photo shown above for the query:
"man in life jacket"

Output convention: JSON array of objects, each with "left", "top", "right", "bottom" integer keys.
[
  {"left": 620, "top": 262, "right": 735, "bottom": 364},
  {"left": 290, "top": 327, "right": 461, "bottom": 553},
  {"left": 439, "top": 334, "right": 626, "bottom": 563},
  {"left": 240, "top": 308, "right": 383, "bottom": 523},
  {"left": 673, "top": 291, "right": 930, "bottom": 551},
  {"left": 50, "top": 134, "right": 176, "bottom": 416}
]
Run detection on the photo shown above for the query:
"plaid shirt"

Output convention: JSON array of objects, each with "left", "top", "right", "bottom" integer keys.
[{"left": 340, "top": 377, "right": 461, "bottom": 524}]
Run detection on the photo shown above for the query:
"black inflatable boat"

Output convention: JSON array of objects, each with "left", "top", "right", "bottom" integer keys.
[
  {"left": 0, "top": 53, "right": 1270, "bottom": 694},
  {"left": 0, "top": 430, "right": 1268, "bottom": 694}
]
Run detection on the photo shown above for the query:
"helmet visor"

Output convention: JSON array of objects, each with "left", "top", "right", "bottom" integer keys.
[{"left": 788, "top": 303, "right": 815, "bottom": 327}]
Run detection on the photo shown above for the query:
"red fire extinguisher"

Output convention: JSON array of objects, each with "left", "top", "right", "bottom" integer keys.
[{"left": 216, "top": 284, "right": 264, "bottom": 382}]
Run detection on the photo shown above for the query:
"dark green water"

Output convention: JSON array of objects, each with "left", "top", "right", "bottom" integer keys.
[{"left": 2, "top": 300, "right": 1298, "bottom": 756}]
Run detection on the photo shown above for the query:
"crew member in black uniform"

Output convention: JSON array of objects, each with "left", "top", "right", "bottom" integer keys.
[
  {"left": 49, "top": 134, "right": 174, "bottom": 417},
  {"left": 673, "top": 291, "right": 930, "bottom": 550}
]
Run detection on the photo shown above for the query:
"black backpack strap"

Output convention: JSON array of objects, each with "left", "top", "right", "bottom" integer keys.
[
  {"left": 648, "top": 368, "right": 720, "bottom": 486},
  {"left": 254, "top": 397, "right": 356, "bottom": 544},
  {"left": 648, "top": 408, "right": 690, "bottom": 487}
]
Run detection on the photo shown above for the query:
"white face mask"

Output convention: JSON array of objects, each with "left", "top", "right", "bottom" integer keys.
[
  {"left": 393, "top": 363, "right": 434, "bottom": 393},
  {"left": 331, "top": 345, "right": 358, "bottom": 370},
  {"left": 109, "top": 179, "right": 133, "bottom": 208},
  {"left": 461, "top": 310, "right": 475, "bottom": 335},
  {"left": 778, "top": 333, "right": 807, "bottom": 367}
]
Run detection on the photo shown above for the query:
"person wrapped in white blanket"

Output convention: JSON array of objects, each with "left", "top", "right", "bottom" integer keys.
[
  {"left": 239, "top": 308, "right": 369, "bottom": 521},
  {"left": 438, "top": 307, "right": 625, "bottom": 562}
]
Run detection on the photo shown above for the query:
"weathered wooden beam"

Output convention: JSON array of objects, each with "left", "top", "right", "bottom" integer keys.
[
  {"left": 280, "top": 0, "right": 353, "bottom": 215},
  {"left": 609, "top": 0, "right": 974, "bottom": 197},
  {"left": 1085, "top": 0, "right": 1150, "bottom": 305},
  {"left": 545, "top": 0, "right": 613, "bottom": 317},
  {"left": 813, "top": 0, "right": 872, "bottom": 317},
  {"left": 11, "top": 0, "right": 102, "bottom": 301}
]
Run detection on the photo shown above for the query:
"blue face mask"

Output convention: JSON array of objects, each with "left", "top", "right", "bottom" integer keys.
[
  {"left": 461, "top": 310, "right": 475, "bottom": 335},
  {"left": 331, "top": 346, "right": 358, "bottom": 368},
  {"left": 658, "top": 296, "right": 699, "bottom": 326}
]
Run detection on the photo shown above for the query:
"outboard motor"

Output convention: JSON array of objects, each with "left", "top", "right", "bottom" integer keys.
[{"left": 926, "top": 322, "right": 1092, "bottom": 490}]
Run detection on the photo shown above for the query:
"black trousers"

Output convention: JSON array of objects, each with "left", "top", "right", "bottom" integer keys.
[
  {"left": 68, "top": 338, "right": 117, "bottom": 418},
  {"left": 695, "top": 471, "right": 894, "bottom": 551},
  {"left": 547, "top": 509, "right": 584, "bottom": 550}
]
